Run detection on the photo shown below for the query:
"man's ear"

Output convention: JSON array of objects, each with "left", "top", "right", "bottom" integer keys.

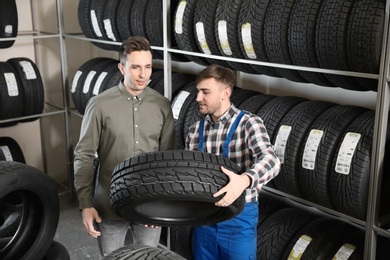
[
  {"left": 223, "top": 86, "right": 232, "bottom": 100},
  {"left": 118, "top": 63, "right": 125, "bottom": 76}
]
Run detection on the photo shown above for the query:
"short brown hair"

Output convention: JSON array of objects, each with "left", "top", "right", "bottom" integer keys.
[
  {"left": 119, "top": 36, "right": 152, "bottom": 64},
  {"left": 196, "top": 64, "right": 236, "bottom": 90}
]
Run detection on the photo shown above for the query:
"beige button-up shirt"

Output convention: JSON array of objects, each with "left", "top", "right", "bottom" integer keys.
[{"left": 74, "top": 82, "right": 175, "bottom": 219}]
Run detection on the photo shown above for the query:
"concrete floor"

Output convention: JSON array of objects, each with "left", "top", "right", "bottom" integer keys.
[{"left": 54, "top": 194, "right": 100, "bottom": 259}]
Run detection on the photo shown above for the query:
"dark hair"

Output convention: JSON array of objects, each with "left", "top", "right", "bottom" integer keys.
[
  {"left": 195, "top": 64, "right": 236, "bottom": 89},
  {"left": 119, "top": 36, "right": 152, "bottom": 64}
]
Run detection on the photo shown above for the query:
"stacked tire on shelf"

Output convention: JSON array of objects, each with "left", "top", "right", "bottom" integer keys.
[
  {"left": 0, "top": 0, "right": 18, "bottom": 49},
  {"left": 173, "top": 0, "right": 384, "bottom": 91},
  {"left": 0, "top": 161, "right": 70, "bottom": 260},
  {"left": 0, "top": 58, "right": 45, "bottom": 127}
]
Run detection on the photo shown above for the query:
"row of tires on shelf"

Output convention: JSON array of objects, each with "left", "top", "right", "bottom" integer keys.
[
  {"left": 172, "top": 0, "right": 383, "bottom": 91},
  {"left": 0, "top": 57, "right": 45, "bottom": 127},
  {"left": 0, "top": 0, "right": 17, "bottom": 48},
  {"left": 78, "top": 0, "right": 383, "bottom": 92},
  {"left": 170, "top": 193, "right": 390, "bottom": 260},
  {"left": 71, "top": 58, "right": 390, "bottom": 221}
]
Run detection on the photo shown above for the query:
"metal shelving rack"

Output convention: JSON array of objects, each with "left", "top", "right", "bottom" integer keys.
[
  {"left": 54, "top": 0, "right": 390, "bottom": 258},
  {"left": 0, "top": 0, "right": 73, "bottom": 198}
]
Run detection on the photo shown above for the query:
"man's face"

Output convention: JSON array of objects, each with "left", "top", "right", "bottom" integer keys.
[
  {"left": 196, "top": 78, "right": 229, "bottom": 116},
  {"left": 118, "top": 50, "right": 152, "bottom": 95}
]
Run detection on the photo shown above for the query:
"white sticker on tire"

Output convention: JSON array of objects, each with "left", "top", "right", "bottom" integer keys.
[
  {"left": 92, "top": 72, "right": 108, "bottom": 96},
  {"left": 302, "top": 129, "right": 323, "bottom": 170},
  {"left": 4, "top": 72, "right": 19, "bottom": 96},
  {"left": 0, "top": 145, "right": 13, "bottom": 161},
  {"left": 335, "top": 132, "right": 361, "bottom": 175},
  {"left": 71, "top": 70, "right": 82, "bottom": 93},
  {"left": 218, "top": 20, "right": 232, "bottom": 56},
  {"left": 19, "top": 61, "right": 37, "bottom": 80},
  {"left": 83, "top": 70, "right": 97, "bottom": 94},
  {"left": 274, "top": 125, "right": 292, "bottom": 163},
  {"left": 241, "top": 23, "right": 256, "bottom": 59},
  {"left": 195, "top": 22, "right": 211, "bottom": 55},
  {"left": 332, "top": 243, "right": 356, "bottom": 260},
  {"left": 288, "top": 235, "right": 312, "bottom": 260},
  {"left": 91, "top": 10, "right": 103, "bottom": 37},
  {"left": 175, "top": 1, "right": 187, "bottom": 34},
  {"left": 171, "top": 91, "right": 190, "bottom": 120}
]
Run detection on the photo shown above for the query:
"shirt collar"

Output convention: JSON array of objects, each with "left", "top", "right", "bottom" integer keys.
[
  {"left": 119, "top": 81, "right": 148, "bottom": 100},
  {"left": 205, "top": 104, "right": 238, "bottom": 124}
]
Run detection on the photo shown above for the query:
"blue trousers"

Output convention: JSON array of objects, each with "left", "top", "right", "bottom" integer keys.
[{"left": 192, "top": 201, "right": 258, "bottom": 260}]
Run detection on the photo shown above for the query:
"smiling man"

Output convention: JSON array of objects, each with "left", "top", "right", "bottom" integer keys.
[
  {"left": 186, "top": 64, "right": 281, "bottom": 259},
  {"left": 73, "top": 36, "right": 175, "bottom": 259}
]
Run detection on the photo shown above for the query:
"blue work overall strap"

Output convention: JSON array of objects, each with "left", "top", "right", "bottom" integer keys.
[{"left": 198, "top": 110, "right": 246, "bottom": 158}]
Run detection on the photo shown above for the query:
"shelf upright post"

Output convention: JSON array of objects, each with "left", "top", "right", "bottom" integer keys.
[
  {"left": 364, "top": 0, "right": 390, "bottom": 258},
  {"left": 56, "top": 0, "right": 75, "bottom": 201},
  {"left": 163, "top": 0, "right": 173, "bottom": 101}
]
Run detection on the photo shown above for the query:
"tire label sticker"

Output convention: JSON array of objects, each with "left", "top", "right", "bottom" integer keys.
[
  {"left": 103, "top": 19, "right": 116, "bottom": 41},
  {"left": 218, "top": 20, "right": 232, "bottom": 56},
  {"left": 71, "top": 70, "right": 82, "bottom": 93},
  {"left": 83, "top": 70, "right": 96, "bottom": 94},
  {"left": 332, "top": 243, "right": 356, "bottom": 260},
  {"left": 302, "top": 129, "right": 323, "bottom": 170},
  {"left": 175, "top": 1, "right": 187, "bottom": 34},
  {"left": 0, "top": 145, "right": 13, "bottom": 161},
  {"left": 92, "top": 72, "right": 108, "bottom": 96},
  {"left": 171, "top": 90, "right": 190, "bottom": 120},
  {"left": 4, "top": 72, "right": 19, "bottom": 96},
  {"left": 241, "top": 23, "right": 256, "bottom": 59},
  {"left": 5, "top": 25, "right": 13, "bottom": 35},
  {"left": 288, "top": 235, "right": 312, "bottom": 260},
  {"left": 195, "top": 22, "right": 211, "bottom": 55},
  {"left": 274, "top": 125, "right": 292, "bottom": 163},
  {"left": 335, "top": 132, "right": 361, "bottom": 175},
  {"left": 90, "top": 10, "right": 103, "bottom": 37},
  {"left": 19, "top": 61, "right": 37, "bottom": 80}
]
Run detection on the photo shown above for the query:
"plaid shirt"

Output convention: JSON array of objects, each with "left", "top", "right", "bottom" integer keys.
[{"left": 185, "top": 104, "right": 281, "bottom": 203}]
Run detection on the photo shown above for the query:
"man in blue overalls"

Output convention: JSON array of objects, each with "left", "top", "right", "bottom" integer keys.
[{"left": 185, "top": 64, "right": 281, "bottom": 260}]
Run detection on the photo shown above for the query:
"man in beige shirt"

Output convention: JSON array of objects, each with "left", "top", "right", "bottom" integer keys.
[{"left": 74, "top": 36, "right": 175, "bottom": 258}]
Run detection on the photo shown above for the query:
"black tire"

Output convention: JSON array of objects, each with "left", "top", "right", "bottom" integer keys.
[
  {"left": 7, "top": 57, "right": 45, "bottom": 122},
  {"left": 193, "top": 0, "right": 233, "bottom": 69},
  {"left": 173, "top": 0, "right": 209, "bottom": 65},
  {"left": 325, "top": 230, "right": 365, "bottom": 260},
  {"left": 103, "top": 245, "right": 186, "bottom": 260},
  {"left": 0, "top": 62, "right": 23, "bottom": 126},
  {"left": 299, "top": 105, "right": 368, "bottom": 208},
  {"left": 272, "top": 101, "right": 335, "bottom": 197},
  {"left": 102, "top": 0, "right": 121, "bottom": 46},
  {"left": 257, "top": 207, "right": 318, "bottom": 260},
  {"left": 116, "top": 0, "right": 135, "bottom": 41},
  {"left": 0, "top": 161, "right": 60, "bottom": 260},
  {"left": 170, "top": 226, "right": 193, "bottom": 259},
  {"left": 330, "top": 110, "right": 376, "bottom": 220},
  {"left": 288, "top": 0, "right": 336, "bottom": 87},
  {"left": 237, "top": 93, "right": 275, "bottom": 114},
  {"left": 215, "top": 0, "right": 259, "bottom": 73},
  {"left": 257, "top": 96, "right": 307, "bottom": 143},
  {"left": 346, "top": 0, "right": 385, "bottom": 91},
  {"left": 264, "top": 0, "right": 307, "bottom": 83},
  {"left": 0, "top": 0, "right": 18, "bottom": 48},
  {"left": 0, "top": 137, "right": 25, "bottom": 163},
  {"left": 315, "top": 0, "right": 367, "bottom": 91},
  {"left": 41, "top": 240, "right": 70, "bottom": 260},
  {"left": 145, "top": 0, "right": 164, "bottom": 60},
  {"left": 110, "top": 150, "right": 245, "bottom": 226},
  {"left": 170, "top": 82, "right": 198, "bottom": 150},
  {"left": 282, "top": 218, "right": 356, "bottom": 259}
]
